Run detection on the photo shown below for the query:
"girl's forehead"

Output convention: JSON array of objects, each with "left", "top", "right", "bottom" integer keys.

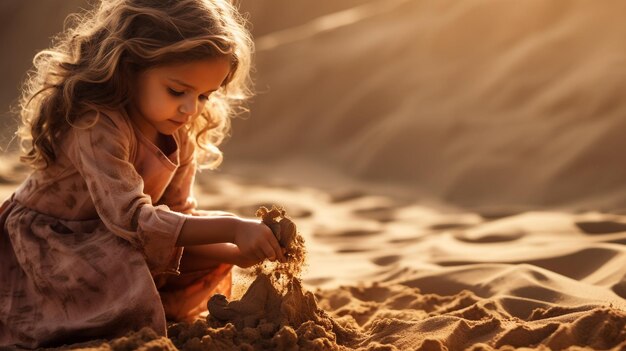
[
  {"left": 147, "top": 58, "right": 231, "bottom": 89},
  {"left": 157, "top": 57, "right": 230, "bottom": 73}
]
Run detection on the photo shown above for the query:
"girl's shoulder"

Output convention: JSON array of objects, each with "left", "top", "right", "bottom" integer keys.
[
  {"left": 61, "top": 109, "right": 137, "bottom": 157},
  {"left": 73, "top": 110, "right": 133, "bottom": 138}
]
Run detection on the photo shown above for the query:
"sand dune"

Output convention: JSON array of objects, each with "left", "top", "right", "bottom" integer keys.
[{"left": 224, "top": 0, "right": 626, "bottom": 210}]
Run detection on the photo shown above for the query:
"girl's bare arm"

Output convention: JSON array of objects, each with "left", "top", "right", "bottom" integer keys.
[{"left": 176, "top": 215, "right": 285, "bottom": 262}]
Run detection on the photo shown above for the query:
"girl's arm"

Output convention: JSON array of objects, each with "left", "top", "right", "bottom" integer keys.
[
  {"left": 182, "top": 243, "right": 262, "bottom": 269},
  {"left": 63, "top": 111, "right": 282, "bottom": 273},
  {"left": 176, "top": 215, "right": 286, "bottom": 263},
  {"left": 158, "top": 131, "right": 284, "bottom": 264}
]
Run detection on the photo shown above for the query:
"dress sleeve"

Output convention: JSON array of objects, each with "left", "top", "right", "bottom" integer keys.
[
  {"left": 158, "top": 135, "right": 234, "bottom": 218},
  {"left": 64, "top": 112, "right": 187, "bottom": 274},
  {"left": 157, "top": 135, "right": 198, "bottom": 215}
]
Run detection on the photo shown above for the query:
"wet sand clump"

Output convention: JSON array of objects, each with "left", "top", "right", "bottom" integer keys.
[{"left": 169, "top": 275, "right": 361, "bottom": 351}]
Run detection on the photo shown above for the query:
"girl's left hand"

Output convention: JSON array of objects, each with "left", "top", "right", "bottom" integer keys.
[
  {"left": 233, "top": 248, "right": 260, "bottom": 268},
  {"left": 233, "top": 218, "right": 286, "bottom": 264}
]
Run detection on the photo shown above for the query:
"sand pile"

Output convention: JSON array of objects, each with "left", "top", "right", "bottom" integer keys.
[
  {"left": 61, "top": 281, "right": 626, "bottom": 351},
  {"left": 168, "top": 276, "right": 359, "bottom": 351},
  {"left": 167, "top": 207, "right": 361, "bottom": 350}
]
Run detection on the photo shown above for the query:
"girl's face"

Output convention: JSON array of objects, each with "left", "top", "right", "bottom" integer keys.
[{"left": 129, "top": 57, "right": 231, "bottom": 143}]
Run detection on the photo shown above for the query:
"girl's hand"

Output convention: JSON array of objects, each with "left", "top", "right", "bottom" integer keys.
[
  {"left": 234, "top": 251, "right": 260, "bottom": 268},
  {"left": 233, "top": 218, "right": 286, "bottom": 264}
]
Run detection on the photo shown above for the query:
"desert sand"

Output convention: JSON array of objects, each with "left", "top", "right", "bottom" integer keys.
[
  {"left": 1, "top": 160, "right": 625, "bottom": 350},
  {"left": 2, "top": 0, "right": 626, "bottom": 350}
]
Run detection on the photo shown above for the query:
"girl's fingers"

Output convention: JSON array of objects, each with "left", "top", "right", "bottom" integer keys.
[
  {"left": 260, "top": 241, "right": 276, "bottom": 261},
  {"left": 269, "top": 236, "right": 285, "bottom": 262},
  {"left": 263, "top": 224, "right": 284, "bottom": 261},
  {"left": 254, "top": 247, "right": 265, "bottom": 262},
  {"left": 242, "top": 222, "right": 290, "bottom": 263}
]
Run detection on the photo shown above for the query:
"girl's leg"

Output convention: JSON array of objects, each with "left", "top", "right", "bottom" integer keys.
[
  {"left": 158, "top": 244, "right": 235, "bottom": 322},
  {"left": 162, "top": 244, "right": 233, "bottom": 289}
]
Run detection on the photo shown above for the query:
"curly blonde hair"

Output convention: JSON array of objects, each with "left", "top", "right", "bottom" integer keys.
[{"left": 17, "top": 0, "right": 253, "bottom": 170}]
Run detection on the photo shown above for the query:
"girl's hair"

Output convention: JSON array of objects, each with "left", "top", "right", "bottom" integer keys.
[{"left": 17, "top": 0, "right": 253, "bottom": 170}]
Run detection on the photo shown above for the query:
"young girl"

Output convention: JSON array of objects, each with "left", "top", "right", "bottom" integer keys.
[{"left": 0, "top": 0, "right": 285, "bottom": 347}]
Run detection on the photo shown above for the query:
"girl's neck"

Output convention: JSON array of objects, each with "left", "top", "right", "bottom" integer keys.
[
  {"left": 156, "top": 133, "right": 177, "bottom": 156},
  {"left": 125, "top": 105, "right": 174, "bottom": 155}
]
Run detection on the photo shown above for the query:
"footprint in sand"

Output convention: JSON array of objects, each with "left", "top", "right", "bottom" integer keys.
[
  {"left": 429, "top": 222, "right": 473, "bottom": 231},
  {"left": 371, "top": 255, "right": 401, "bottom": 266},
  {"left": 328, "top": 189, "right": 367, "bottom": 203},
  {"left": 453, "top": 230, "right": 525, "bottom": 243},
  {"left": 574, "top": 220, "right": 626, "bottom": 234},
  {"left": 353, "top": 205, "right": 398, "bottom": 223},
  {"left": 314, "top": 228, "right": 381, "bottom": 240},
  {"left": 336, "top": 247, "right": 372, "bottom": 254},
  {"left": 478, "top": 210, "right": 520, "bottom": 221},
  {"left": 493, "top": 323, "right": 560, "bottom": 349},
  {"left": 612, "top": 278, "right": 626, "bottom": 299},
  {"left": 387, "top": 236, "right": 423, "bottom": 244}
]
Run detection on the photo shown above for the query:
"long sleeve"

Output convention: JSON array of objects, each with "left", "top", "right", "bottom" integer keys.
[
  {"left": 157, "top": 134, "right": 198, "bottom": 215},
  {"left": 63, "top": 111, "right": 187, "bottom": 274},
  {"left": 157, "top": 139, "right": 231, "bottom": 218}
]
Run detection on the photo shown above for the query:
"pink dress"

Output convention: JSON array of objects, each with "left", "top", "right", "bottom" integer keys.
[{"left": 0, "top": 111, "right": 231, "bottom": 348}]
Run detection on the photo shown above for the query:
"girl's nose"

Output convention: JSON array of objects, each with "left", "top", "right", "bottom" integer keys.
[{"left": 179, "top": 99, "right": 199, "bottom": 116}]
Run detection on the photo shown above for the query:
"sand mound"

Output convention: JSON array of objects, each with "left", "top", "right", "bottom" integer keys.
[
  {"left": 316, "top": 280, "right": 626, "bottom": 350},
  {"left": 169, "top": 275, "right": 358, "bottom": 351},
  {"left": 189, "top": 207, "right": 358, "bottom": 350},
  {"left": 90, "top": 280, "right": 626, "bottom": 351},
  {"left": 224, "top": 0, "right": 626, "bottom": 210}
]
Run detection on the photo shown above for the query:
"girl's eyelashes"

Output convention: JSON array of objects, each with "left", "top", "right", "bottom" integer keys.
[
  {"left": 167, "top": 87, "right": 184, "bottom": 96},
  {"left": 168, "top": 87, "right": 210, "bottom": 101}
]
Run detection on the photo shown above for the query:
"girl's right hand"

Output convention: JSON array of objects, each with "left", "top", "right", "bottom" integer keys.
[{"left": 233, "top": 218, "right": 286, "bottom": 264}]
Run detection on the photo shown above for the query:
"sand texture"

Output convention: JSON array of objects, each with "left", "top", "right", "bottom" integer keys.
[
  {"left": 1, "top": 171, "right": 624, "bottom": 350},
  {"left": 1, "top": 0, "right": 626, "bottom": 350},
  {"left": 228, "top": 0, "right": 626, "bottom": 211}
]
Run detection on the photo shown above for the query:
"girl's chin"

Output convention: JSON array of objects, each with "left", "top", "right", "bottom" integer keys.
[{"left": 158, "top": 122, "right": 184, "bottom": 134}]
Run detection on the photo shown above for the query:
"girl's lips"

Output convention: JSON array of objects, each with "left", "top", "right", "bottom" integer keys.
[{"left": 169, "top": 119, "right": 185, "bottom": 126}]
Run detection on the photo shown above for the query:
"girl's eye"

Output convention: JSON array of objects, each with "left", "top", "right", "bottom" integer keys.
[
  {"left": 168, "top": 88, "right": 184, "bottom": 97},
  {"left": 198, "top": 94, "right": 210, "bottom": 102}
]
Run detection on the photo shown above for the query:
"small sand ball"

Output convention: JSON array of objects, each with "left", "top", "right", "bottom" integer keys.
[
  {"left": 297, "top": 321, "right": 334, "bottom": 341},
  {"left": 258, "top": 320, "right": 277, "bottom": 338},
  {"left": 240, "top": 327, "right": 261, "bottom": 342},
  {"left": 192, "top": 324, "right": 238, "bottom": 350},
  {"left": 237, "top": 343, "right": 254, "bottom": 351},
  {"left": 182, "top": 337, "right": 202, "bottom": 351},
  {"left": 272, "top": 326, "right": 298, "bottom": 350},
  {"left": 110, "top": 327, "right": 168, "bottom": 351}
]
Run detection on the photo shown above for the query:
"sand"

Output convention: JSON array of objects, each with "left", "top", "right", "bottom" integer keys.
[
  {"left": 228, "top": 0, "right": 626, "bottom": 211},
  {"left": 1, "top": 168, "right": 625, "bottom": 350},
  {"left": 2, "top": 0, "right": 626, "bottom": 350}
]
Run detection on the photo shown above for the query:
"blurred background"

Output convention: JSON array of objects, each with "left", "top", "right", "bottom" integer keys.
[{"left": 2, "top": 0, "right": 626, "bottom": 211}]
